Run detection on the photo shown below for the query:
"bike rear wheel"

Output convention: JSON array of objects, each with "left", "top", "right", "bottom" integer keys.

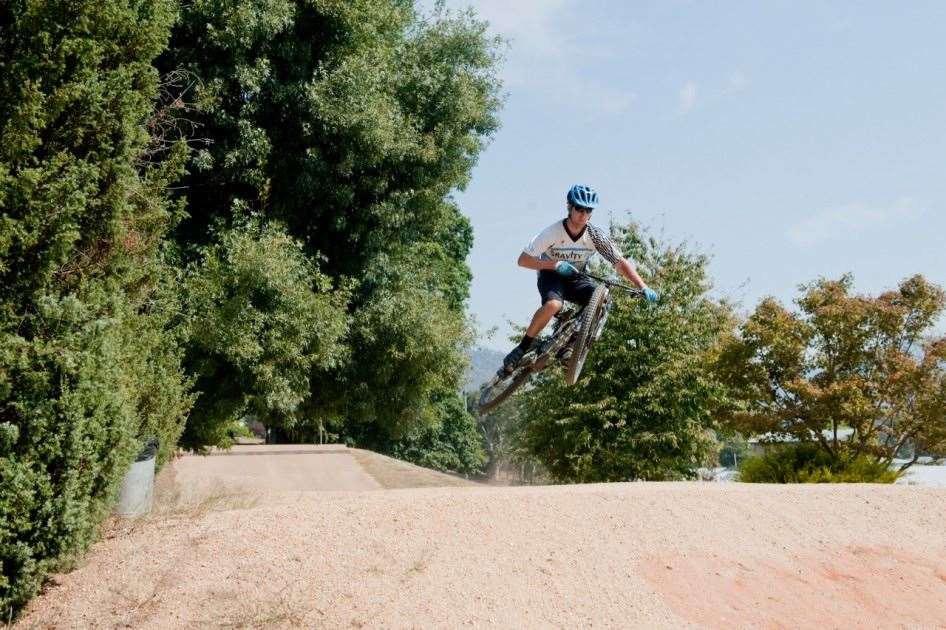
[
  {"left": 565, "top": 284, "right": 608, "bottom": 385},
  {"left": 477, "top": 368, "right": 532, "bottom": 415}
]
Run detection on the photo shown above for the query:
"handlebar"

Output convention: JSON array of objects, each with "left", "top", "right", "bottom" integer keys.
[{"left": 577, "top": 271, "right": 644, "bottom": 296}]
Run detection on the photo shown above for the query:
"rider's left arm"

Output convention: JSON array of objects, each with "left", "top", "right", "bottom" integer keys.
[{"left": 615, "top": 258, "right": 650, "bottom": 291}]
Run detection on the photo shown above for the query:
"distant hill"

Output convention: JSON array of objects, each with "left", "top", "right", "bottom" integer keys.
[{"left": 464, "top": 347, "right": 505, "bottom": 392}]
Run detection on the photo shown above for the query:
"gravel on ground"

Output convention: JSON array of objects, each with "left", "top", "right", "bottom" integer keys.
[{"left": 17, "top": 480, "right": 946, "bottom": 629}]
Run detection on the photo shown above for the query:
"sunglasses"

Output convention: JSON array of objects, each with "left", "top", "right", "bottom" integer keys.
[{"left": 572, "top": 205, "right": 593, "bottom": 214}]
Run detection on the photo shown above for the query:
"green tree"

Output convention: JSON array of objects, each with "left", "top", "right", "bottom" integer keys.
[
  {"left": 389, "top": 391, "right": 485, "bottom": 476},
  {"left": 159, "top": 1, "right": 500, "bottom": 279},
  {"left": 319, "top": 266, "right": 474, "bottom": 438},
  {"left": 159, "top": 0, "right": 502, "bottom": 443},
  {"left": 738, "top": 443, "right": 899, "bottom": 483},
  {"left": 715, "top": 274, "right": 946, "bottom": 472},
  {"left": 0, "top": 0, "right": 190, "bottom": 616},
  {"left": 518, "top": 223, "right": 734, "bottom": 482},
  {"left": 180, "top": 220, "right": 348, "bottom": 449}
]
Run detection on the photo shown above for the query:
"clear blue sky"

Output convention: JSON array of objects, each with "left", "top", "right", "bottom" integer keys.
[{"left": 426, "top": 1, "right": 946, "bottom": 350}]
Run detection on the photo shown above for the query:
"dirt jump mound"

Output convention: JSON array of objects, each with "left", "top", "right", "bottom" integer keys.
[{"left": 17, "top": 450, "right": 946, "bottom": 628}]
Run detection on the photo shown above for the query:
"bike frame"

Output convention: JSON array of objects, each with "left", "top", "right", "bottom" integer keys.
[{"left": 476, "top": 271, "right": 644, "bottom": 413}]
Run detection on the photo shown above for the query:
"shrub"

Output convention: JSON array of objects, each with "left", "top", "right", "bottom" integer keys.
[
  {"left": 1, "top": 293, "right": 136, "bottom": 615},
  {"left": 0, "top": 0, "right": 188, "bottom": 616},
  {"left": 389, "top": 392, "right": 485, "bottom": 476},
  {"left": 739, "top": 442, "right": 900, "bottom": 483},
  {"left": 0, "top": 282, "right": 192, "bottom": 616}
]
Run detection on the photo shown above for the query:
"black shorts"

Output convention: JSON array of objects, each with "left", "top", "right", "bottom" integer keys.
[{"left": 537, "top": 270, "right": 597, "bottom": 306}]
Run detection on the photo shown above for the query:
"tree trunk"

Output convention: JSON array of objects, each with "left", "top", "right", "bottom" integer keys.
[{"left": 485, "top": 456, "right": 502, "bottom": 481}]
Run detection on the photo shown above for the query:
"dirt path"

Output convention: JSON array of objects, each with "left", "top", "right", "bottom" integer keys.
[
  {"left": 18, "top": 482, "right": 946, "bottom": 629},
  {"left": 150, "top": 445, "right": 478, "bottom": 514},
  {"left": 169, "top": 445, "right": 382, "bottom": 498}
]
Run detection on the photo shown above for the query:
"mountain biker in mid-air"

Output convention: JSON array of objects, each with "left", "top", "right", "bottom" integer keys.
[{"left": 500, "top": 184, "right": 659, "bottom": 374}]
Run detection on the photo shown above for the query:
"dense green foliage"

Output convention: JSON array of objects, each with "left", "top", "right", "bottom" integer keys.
[
  {"left": 158, "top": 0, "right": 501, "bottom": 452},
  {"left": 389, "top": 392, "right": 485, "bottom": 476},
  {"left": 0, "top": 285, "right": 193, "bottom": 615},
  {"left": 331, "top": 284, "right": 473, "bottom": 433},
  {"left": 715, "top": 274, "right": 946, "bottom": 473},
  {"left": 159, "top": 0, "right": 499, "bottom": 277},
  {"left": 0, "top": 0, "right": 191, "bottom": 616},
  {"left": 739, "top": 443, "right": 900, "bottom": 483},
  {"left": 0, "top": 0, "right": 501, "bottom": 617},
  {"left": 0, "top": 1, "right": 181, "bottom": 303},
  {"left": 180, "top": 220, "right": 348, "bottom": 449},
  {"left": 518, "top": 223, "right": 734, "bottom": 482}
]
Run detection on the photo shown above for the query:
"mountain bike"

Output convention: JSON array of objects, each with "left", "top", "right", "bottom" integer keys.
[{"left": 476, "top": 272, "right": 643, "bottom": 414}]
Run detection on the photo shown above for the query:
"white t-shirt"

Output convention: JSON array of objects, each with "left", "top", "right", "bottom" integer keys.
[{"left": 523, "top": 219, "right": 624, "bottom": 271}]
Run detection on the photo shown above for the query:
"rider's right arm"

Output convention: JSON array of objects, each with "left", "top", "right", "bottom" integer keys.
[
  {"left": 517, "top": 252, "right": 558, "bottom": 271},
  {"left": 520, "top": 224, "right": 558, "bottom": 271}
]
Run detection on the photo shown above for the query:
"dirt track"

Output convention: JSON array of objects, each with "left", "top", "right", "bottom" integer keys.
[{"left": 18, "top": 468, "right": 946, "bottom": 629}]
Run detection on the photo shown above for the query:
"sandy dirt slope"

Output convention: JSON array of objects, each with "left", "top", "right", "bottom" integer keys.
[
  {"left": 18, "top": 482, "right": 946, "bottom": 629},
  {"left": 348, "top": 448, "right": 479, "bottom": 489}
]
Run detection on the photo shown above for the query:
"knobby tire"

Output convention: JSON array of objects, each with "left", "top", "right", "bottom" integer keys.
[
  {"left": 477, "top": 368, "right": 532, "bottom": 415},
  {"left": 565, "top": 284, "right": 608, "bottom": 385}
]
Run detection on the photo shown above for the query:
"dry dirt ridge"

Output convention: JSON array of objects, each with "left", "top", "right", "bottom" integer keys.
[{"left": 17, "top": 447, "right": 946, "bottom": 629}]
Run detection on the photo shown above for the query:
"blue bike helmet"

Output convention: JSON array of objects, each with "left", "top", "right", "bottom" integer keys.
[{"left": 566, "top": 184, "right": 599, "bottom": 209}]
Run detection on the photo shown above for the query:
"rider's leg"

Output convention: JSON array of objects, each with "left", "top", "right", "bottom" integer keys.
[
  {"left": 501, "top": 299, "right": 562, "bottom": 372},
  {"left": 525, "top": 299, "right": 563, "bottom": 337},
  {"left": 501, "top": 271, "right": 568, "bottom": 373}
]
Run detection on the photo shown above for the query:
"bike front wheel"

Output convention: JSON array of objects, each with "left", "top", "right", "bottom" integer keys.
[{"left": 565, "top": 285, "right": 608, "bottom": 385}]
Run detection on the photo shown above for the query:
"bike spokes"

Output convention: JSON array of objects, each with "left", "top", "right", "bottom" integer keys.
[
  {"left": 565, "top": 285, "right": 609, "bottom": 385},
  {"left": 477, "top": 367, "right": 531, "bottom": 414}
]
